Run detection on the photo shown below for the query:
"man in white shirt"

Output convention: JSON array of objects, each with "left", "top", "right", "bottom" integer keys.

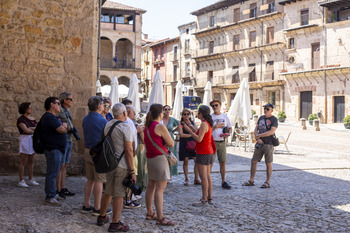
[{"left": 210, "top": 100, "right": 232, "bottom": 189}]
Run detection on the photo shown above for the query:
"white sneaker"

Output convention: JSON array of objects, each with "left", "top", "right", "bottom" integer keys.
[
  {"left": 55, "top": 194, "right": 65, "bottom": 201},
  {"left": 132, "top": 195, "right": 142, "bottom": 201},
  {"left": 18, "top": 180, "right": 29, "bottom": 188},
  {"left": 28, "top": 178, "right": 39, "bottom": 186},
  {"left": 43, "top": 198, "right": 62, "bottom": 206}
]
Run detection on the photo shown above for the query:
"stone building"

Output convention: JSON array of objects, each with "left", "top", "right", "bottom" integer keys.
[
  {"left": 99, "top": 1, "right": 146, "bottom": 92},
  {"left": 178, "top": 21, "right": 198, "bottom": 97},
  {"left": 190, "top": 0, "right": 286, "bottom": 115},
  {"left": 164, "top": 37, "right": 180, "bottom": 106},
  {"left": 0, "top": 0, "right": 100, "bottom": 174},
  {"left": 279, "top": 0, "right": 350, "bottom": 123}
]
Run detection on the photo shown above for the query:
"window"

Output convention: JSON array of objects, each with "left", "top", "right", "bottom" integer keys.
[
  {"left": 289, "top": 38, "right": 295, "bottom": 49},
  {"left": 173, "top": 46, "right": 178, "bottom": 60},
  {"left": 208, "top": 71, "right": 213, "bottom": 82},
  {"left": 186, "top": 28, "right": 189, "bottom": 34},
  {"left": 267, "top": 0, "right": 275, "bottom": 14},
  {"left": 250, "top": 3, "right": 257, "bottom": 18},
  {"left": 173, "top": 65, "right": 177, "bottom": 81},
  {"left": 116, "top": 15, "right": 124, "bottom": 24},
  {"left": 146, "top": 67, "right": 149, "bottom": 79},
  {"left": 266, "top": 61, "right": 274, "bottom": 80},
  {"left": 248, "top": 64, "right": 256, "bottom": 82},
  {"left": 250, "top": 94, "right": 254, "bottom": 105},
  {"left": 232, "top": 66, "right": 239, "bottom": 83},
  {"left": 185, "top": 62, "right": 190, "bottom": 76},
  {"left": 161, "top": 47, "right": 164, "bottom": 59},
  {"left": 233, "top": 35, "right": 240, "bottom": 50},
  {"left": 210, "top": 16, "right": 215, "bottom": 26},
  {"left": 266, "top": 27, "right": 274, "bottom": 44},
  {"left": 249, "top": 31, "right": 256, "bottom": 47},
  {"left": 209, "top": 41, "right": 214, "bottom": 54},
  {"left": 301, "top": 9, "right": 309, "bottom": 26},
  {"left": 234, "top": 8, "right": 240, "bottom": 23},
  {"left": 185, "top": 39, "right": 190, "bottom": 53},
  {"left": 154, "top": 49, "right": 158, "bottom": 60},
  {"left": 268, "top": 91, "right": 276, "bottom": 106},
  {"left": 312, "top": 43, "right": 320, "bottom": 69},
  {"left": 101, "top": 14, "right": 112, "bottom": 23}
]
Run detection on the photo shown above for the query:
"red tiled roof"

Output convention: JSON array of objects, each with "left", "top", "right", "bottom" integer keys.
[{"left": 102, "top": 1, "right": 146, "bottom": 13}]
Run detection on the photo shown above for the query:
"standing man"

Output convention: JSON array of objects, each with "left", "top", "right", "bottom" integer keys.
[
  {"left": 56, "top": 92, "right": 75, "bottom": 199},
  {"left": 243, "top": 103, "right": 278, "bottom": 188},
  {"left": 210, "top": 100, "right": 232, "bottom": 189},
  {"left": 41, "top": 97, "right": 68, "bottom": 206},
  {"left": 82, "top": 96, "right": 111, "bottom": 216},
  {"left": 97, "top": 103, "right": 135, "bottom": 232}
]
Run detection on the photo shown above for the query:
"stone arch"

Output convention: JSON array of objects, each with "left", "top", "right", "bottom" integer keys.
[
  {"left": 116, "top": 38, "right": 134, "bottom": 68},
  {"left": 118, "top": 76, "right": 130, "bottom": 87},
  {"left": 101, "top": 37, "right": 113, "bottom": 68},
  {"left": 100, "top": 75, "right": 111, "bottom": 86}
]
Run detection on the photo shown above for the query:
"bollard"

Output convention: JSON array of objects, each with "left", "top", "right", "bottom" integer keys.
[
  {"left": 300, "top": 118, "right": 307, "bottom": 130},
  {"left": 314, "top": 119, "right": 320, "bottom": 131}
]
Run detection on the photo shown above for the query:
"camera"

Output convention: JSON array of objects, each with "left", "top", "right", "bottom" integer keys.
[
  {"left": 71, "top": 127, "right": 80, "bottom": 141},
  {"left": 255, "top": 143, "right": 262, "bottom": 149},
  {"left": 122, "top": 175, "right": 142, "bottom": 195}
]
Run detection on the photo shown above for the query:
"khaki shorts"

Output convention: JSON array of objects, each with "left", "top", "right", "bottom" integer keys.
[
  {"left": 213, "top": 141, "right": 227, "bottom": 163},
  {"left": 105, "top": 166, "right": 128, "bottom": 197},
  {"left": 252, "top": 144, "right": 274, "bottom": 163},
  {"left": 84, "top": 148, "right": 106, "bottom": 183}
]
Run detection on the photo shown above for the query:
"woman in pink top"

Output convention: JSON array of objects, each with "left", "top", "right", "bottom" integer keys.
[{"left": 144, "top": 104, "right": 175, "bottom": 226}]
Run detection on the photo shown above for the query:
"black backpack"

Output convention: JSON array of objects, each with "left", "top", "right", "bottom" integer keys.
[
  {"left": 32, "top": 117, "right": 44, "bottom": 154},
  {"left": 89, "top": 120, "right": 125, "bottom": 173}
]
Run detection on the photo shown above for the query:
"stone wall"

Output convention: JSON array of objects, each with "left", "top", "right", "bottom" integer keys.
[{"left": 0, "top": 0, "right": 99, "bottom": 175}]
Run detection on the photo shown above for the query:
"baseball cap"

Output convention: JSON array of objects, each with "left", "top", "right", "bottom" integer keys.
[{"left": 263, "top": 103, "right": 274, "bottom": 109}]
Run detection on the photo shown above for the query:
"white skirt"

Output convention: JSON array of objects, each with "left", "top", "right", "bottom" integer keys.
[{"left": 19, "top": 135, "right": 35, "bottom": 155}]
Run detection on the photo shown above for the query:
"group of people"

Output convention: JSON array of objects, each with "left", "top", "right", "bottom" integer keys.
[{"left": 16, "top": 93, "right": 278, "bottom": 232}]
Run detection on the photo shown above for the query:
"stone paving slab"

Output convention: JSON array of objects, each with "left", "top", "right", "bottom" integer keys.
[{"left": 1, "top": 168, "right": 350, "bottom": 232}]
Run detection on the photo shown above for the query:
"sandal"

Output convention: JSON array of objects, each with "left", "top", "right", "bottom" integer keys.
[
  {"left": 208, "top": 198, "right": 213, "bottom": 205},
  {"left": 260, "top": 182, "right": 270, "bottom": 188},
  {"left": 194, "top": 179, "right": 201, "bottom": 185},
  {"left": 242, "top": 180, "right": 255, "bottom": 186},
  {"left": 192, "top": 200, "right": 208, "bottom": 207},
  {"left": 156, "top": 217, "right": 176, "bottom": 226},
  {"left": 184, "top": 180, "right": 189, "bottom": 186},
  {"left": 146, "top": 212, "right": 157, "bottom": 220}
]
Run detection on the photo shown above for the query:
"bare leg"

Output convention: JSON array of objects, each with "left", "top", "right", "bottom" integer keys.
[
  {"left": 154, "top": 180, "right": 167, "bottom": 220},
  {"left": 27, "top": 154, "right": 34, "bottom": 180},
  {"left": 84, "top": 180, "right": 95, "bottom": 208},
  {"left": 183, "top": 157, "right": 189, "bottom": 182},
  {"left": 193, "top": 157, "right": 199, "bottom": 181},
  {"left": 61, "top": 164, "right": 67, "bottom": 189},
  {"left": 111, "top": 197, "right": 124, "bottom": 223},
  {"left": 219, "top": 161, "right": 226, "bottom": 184},
  {"left": 249, "top": 160, "right": 258, "bottom": 182},
  {"left": 197, "top": 164, "right": 208, "bottom": 201},
  {"left": 145, "top": 179, "right": 156, "bottom": 215},
  {"left": 18, "top": 154, "right": 27, "bottom": 181},
  {"left": 100, "top": 193, "right": 112, "bottom": 216},
  {"left": 206, "top": 165, "right": 212, "bottom": 199},
  {"left": 93, "top": 181, "right": 103, "bottom": 210},
  {"left": 265, "top": 162, "right": 272, "bottom": 184}
]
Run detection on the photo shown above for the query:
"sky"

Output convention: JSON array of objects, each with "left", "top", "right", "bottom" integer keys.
[{"left": 110, "top": 0, "right": 217, "bottom": 40}]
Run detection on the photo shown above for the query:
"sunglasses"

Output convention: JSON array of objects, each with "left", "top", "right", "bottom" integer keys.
[
  {"left": 182, "top": 113, "right": 190, "bottom": 116},
  {"left": 264, "top": 108, "right": 270, "bottom": 111},
  {"left": 54, "top": 102, "right": 61, "bottom": 106},
  {"left": 104, "top": 105, "right": 110, "bottom": 109},
  {"left": 211, "top": 104, "right": 219, "bottom": 108},
  {"left": 164, "top": 109, "right": 171, "bottom": 111},
  {"left": 66, "top": 98, "right": 73, "bottom": 102}
]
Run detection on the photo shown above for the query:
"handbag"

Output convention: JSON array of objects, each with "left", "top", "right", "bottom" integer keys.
[
  {"left": 146, "top": 128, "right": 178, "bottom": 167},
  {"left": 264, "top": 118, "right": 280, "bottom": 147},
  {"left": 185, "top": 140, "right": 196, "bottom": 152}
]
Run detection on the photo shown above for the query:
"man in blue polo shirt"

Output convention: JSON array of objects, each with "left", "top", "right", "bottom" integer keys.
[
  {"left": 82, "top": 96, "right": 111, "bottom": 216},
  {"left": 41, "top": 97, "right": 68, "bottom": 206}
]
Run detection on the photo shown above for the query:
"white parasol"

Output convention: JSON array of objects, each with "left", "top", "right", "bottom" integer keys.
[
  {"left": 109, "top": 76, "right": 119, "bottom": 105},
  {"left": 126, "top": 73, "right": 141, "bottom": 113},
  {"left": 203, "top": 81, "right": 213, "bottom": 113},
  {"left": 172, "top": 81, "right": 184, "bottom": 120},
  {"left": 147, "top": 70, "right": 164, "bottom": 112},
  {"left": 96, "top": 79, "right": 102, "bottom": 94}
]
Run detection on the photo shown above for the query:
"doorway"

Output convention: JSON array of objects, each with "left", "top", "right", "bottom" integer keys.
[
  {"left": 334, "top": 96, "right": 345, "bottom": 123},
  {"left": 300, "top": 91, "right": 312, "bottom": 119}
]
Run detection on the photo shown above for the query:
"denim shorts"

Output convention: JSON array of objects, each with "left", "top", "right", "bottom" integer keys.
[{"left": 61, "top": 141, "right": 72, "bottom": 165}]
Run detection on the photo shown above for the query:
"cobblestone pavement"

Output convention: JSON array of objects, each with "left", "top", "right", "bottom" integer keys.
[{"left": 1, "top": 123, "right": 349, "bottom": 232}]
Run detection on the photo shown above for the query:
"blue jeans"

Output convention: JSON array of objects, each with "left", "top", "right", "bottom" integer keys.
[
  {"left": 61, "top": 141, "right": 72, "bottom": 165},
  {"left": 44, "top": 149, "right": 63, "bottom": 199}
]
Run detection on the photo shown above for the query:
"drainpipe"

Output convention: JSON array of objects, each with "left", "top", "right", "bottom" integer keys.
[
  {"left": 322, "top": 6, "right": 327, "bottom": 123},
  {"left": 97, "top": 0, "right": 102, "bottom": 83},
  {"left": 260, "top": 20, "right": 264, "bottom": 115}
]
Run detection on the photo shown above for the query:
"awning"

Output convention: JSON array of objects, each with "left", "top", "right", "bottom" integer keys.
[{"left": 319, "top": 0, "right": 350, "bottom": 8}]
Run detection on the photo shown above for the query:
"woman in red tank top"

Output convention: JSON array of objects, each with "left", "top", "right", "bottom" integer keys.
[
  {"left": 144, "top": 104, "right": 176, "bottom": 226},
  {"left": 184, "top": 105, "right": 216, "bottom": 207}
]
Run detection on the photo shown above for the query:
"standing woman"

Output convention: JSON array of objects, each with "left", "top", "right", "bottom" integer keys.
[
  {"left": 17, "top": 102, "right": 39, "bottom": 188},
  {"left": 184, "top": 105, "right": 215, "bottom": 206},
  {"left": 161, "top": 105, "right": 179, "bottom": 182},
  {"left": 144, "top": 104, "right": 175, "bottom": 226},
  {"left": 178, "top": 108, "right": 200, "bottom": 186}
]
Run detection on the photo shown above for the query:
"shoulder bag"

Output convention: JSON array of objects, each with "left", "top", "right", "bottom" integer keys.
[
  {"left": 264, "top": 118, "right": 279, "bottom": 147},
  {"left": 146, "top": 128, "right": 177, "bottom": 167}
]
